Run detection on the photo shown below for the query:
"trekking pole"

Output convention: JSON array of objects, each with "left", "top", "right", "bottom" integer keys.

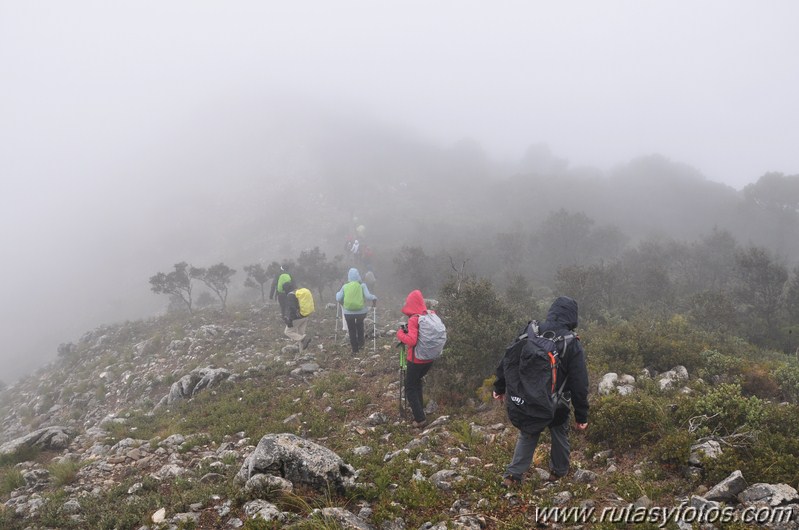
[
  {"left": 398, "top": 343, "right": 407, "bottom": 417},
  {"left": 334, "top": 303, "right": 339, "bottom": 344},
  {"left": 372, "top": 304, "right": 377, "bottom": 354}
]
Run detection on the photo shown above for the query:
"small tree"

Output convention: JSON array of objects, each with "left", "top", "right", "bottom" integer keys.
[
  {"left": 244, "top": 263, "right": 270, "bottom": 303},
  {"left": 503, "top": 273, "right": 537, "bottom": 317},
  {"left": 449, "top": 256, "right": 469, "bottom": 293},
  {"left": 191, "top": 263, "right": 236, "bottom": 311},
  {"left": 688, "top": 289, "right": 739, "bottom": 335},
  {"left": 734, "top": 246, "right": 788, "bottom": 344},
  {"left": 294, "top": 247, "right": 340, "bottom": 302},
  {"left": 150, "top": 262, "right": 194, "bottom": 314},
  {"left": 393, "top": 245, "right": 435, "bottom": 294},
  {"left": 195, "top": 291, "right": 216, "bottom": 309},
  {"left": 428, "top": 276, "right": 518, "bottom": 404},
  {"left": 785, "top": 265, "right": 799, "bottom": 324}
]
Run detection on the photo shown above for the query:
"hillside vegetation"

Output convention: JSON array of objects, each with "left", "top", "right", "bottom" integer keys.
[
  {"left": 2, "top": 160, "right": 799, "bottom": 528},
  {"left": 3, "top": 272, "right": 799, "bottom": 529}
]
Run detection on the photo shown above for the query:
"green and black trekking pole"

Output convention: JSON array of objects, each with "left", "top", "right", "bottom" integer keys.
[{"left": 398, "top": 342, "right": 407, "bottom": 417}]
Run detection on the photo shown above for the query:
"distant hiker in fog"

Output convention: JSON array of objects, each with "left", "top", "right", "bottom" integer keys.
[
  {"left": 363, "top": 269, "right": 377, "bottom": 291},
  {"left": 493, "top": 296, "right": 589, "bottom": 488},
  {"left": 351, "top": 239, "right": 360, "bottom": 257},
  {"left": 269, "top": 265, "right": 292, "bottom": 316},
  {"left": 362, "top": 245, "right": 374, "bottom": 268},
  {"left": 282, "top": 281, "right": 313, "bottom": 352},
  {"left": 335, "top": 268, "right": 377, "bottom": 354}
]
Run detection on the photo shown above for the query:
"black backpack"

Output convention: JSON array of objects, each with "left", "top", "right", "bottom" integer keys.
[{"left": 501, "top": 320, "right": 575, "bottom": 432}]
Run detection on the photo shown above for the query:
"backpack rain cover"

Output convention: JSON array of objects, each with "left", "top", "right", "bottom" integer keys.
[
  {"left": 295, "top": 288, "right": 315, "bottom": 317},
  {"left": 502, "top": 322, "right": 572, "bottom": 432},
  {"left": 414, "top": 311, "right": 447, "bottom": 360}
]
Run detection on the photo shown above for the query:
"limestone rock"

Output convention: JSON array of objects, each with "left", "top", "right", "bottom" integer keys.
[
  {"left": 658, "top": 366, "right": 689, "bottom": 390},
  {"left": 319, "top": 507, "right": 376, "bottom": 530},
  {"left": 706, "top": 470, "right": 747, "bottom": 502},
  {"left": 739, "top": 483, "right": 799, "bottom": 507},
  {"left": 237, "top": 433, "right": 357, "bottom": 493},
  {"left": 689, "top": 440, "right": 723, "bottom": 466},
  {"left": 0, "top": 426, "right": 75, "bottom": 458}
]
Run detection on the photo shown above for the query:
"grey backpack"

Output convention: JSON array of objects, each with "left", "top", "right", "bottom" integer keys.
[{"left": 414, "top": 311, "right": 447, "bottom": 360}]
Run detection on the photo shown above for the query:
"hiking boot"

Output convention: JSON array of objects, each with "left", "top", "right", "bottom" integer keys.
[
  {"left": 412, "top": 419, "right": 428, "bottom": 429},
  {"left": 301, "top": 336, "right": 312, "bottom": 350},
  {"left": 501, "top": 476, "right": 520, "bottom": 489},
  {"left": 545, "top": 473, "right": 563, "bottom": 483}
]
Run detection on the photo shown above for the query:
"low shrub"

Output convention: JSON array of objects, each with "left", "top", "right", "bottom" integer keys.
[
  {"left": 589, "top": 314, "right": 715, "bottom": 375},
  {"left": 739, "top": 363, "right": 781, "bottom": 399},
  {"left": 428, "top": 277, "right": 517, "bottom": 404},
  {"left": 0, "top": 445, "right": 40, "bottom": 467},
  {"left": 681, "top": 383, "right": 764, "bottom": 437},
  {"left": 697, "top": 349, "right": 743, "bottom": 380},
  {"left": 703, "top": 402, "right": 799, "bottom": 486},
  {"left": 0, "top": 467, "right": 25, "bottom": 495},
  {"left": 584, "top": 319, "right": 643, "bottom": 374},
  {"left": 588, "top": 393, "right": 668, "bottom": 451},
  {"left": 47, "top": 460, "right": 82, "bottom": 487},
  {"left": 609, "top": 473, "right": 648, "bottom": 502},
  {"left": 33, "top": 491, "right": 70, "bottom": 529},
  {"left": 775, "top": 363, "right": 799, "bottom": 402},
  {"left": 652, "top": 430, "right": 694, "bottom": 468}
]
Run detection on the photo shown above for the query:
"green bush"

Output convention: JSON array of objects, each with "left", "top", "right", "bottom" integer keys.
[
  {"left": 588, "top": 393, "right": 668, "bottom": 450},
  {"left": 583, "top": 319, "right": 643, "bottom": 373},
  {"left": 697, "top": 349, "right": 743, "bottom": 380},
  {"left": 639, "top": 315, "right": 705, "bottom": 371},
  {"left": 588, "top": 314, "right": 713, "bottom": 374},
  {"left": 775, "top": 363, "right": 799, "bottom": 402},
  {"left": 652, "top": 430, "right": 694, "bottom": 468},
  {"left": 702, "top": 402, "right": 799, "bottom": 486},
  {"left": 609, "top": 473, "right": 649, "bottom": 502},
  {"left": 428, "top": 277, "right": 518, "bottom": 403},
  {"left": 0, "top": 467, "right": 25, "bottom": 495},
  {"left": 749, "top": 403, "right": 799, "bottom": 484},
  {"left": 682, "top": 383, "right": 764, "bottom": 437}
]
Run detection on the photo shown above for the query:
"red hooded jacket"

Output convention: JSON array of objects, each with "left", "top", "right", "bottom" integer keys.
[{"left": 396, "top": 290, "right": 434, "bottom": 364}]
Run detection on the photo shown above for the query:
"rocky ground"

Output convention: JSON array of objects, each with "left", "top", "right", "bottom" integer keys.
[{"left": 2, "top": 303, "right": 798, "bottom": 529}]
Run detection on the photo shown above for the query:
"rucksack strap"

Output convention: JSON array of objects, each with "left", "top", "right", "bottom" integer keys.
[{"left": 554, "top": 333, "right": 575, "bottom": 396}]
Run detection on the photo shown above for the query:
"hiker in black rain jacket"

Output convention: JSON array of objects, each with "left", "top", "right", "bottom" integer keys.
[{"left": 493, "top": 296, "right": 589, "bottom": 486}]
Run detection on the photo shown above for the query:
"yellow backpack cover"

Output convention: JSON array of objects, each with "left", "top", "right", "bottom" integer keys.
[{"left": 295, "top": 288, "right": 315, "bottom": 317}]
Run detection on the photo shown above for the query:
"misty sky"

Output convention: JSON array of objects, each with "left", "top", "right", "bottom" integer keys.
[{"left": 2, "top": 1, "right": 798, "bottom": 382}]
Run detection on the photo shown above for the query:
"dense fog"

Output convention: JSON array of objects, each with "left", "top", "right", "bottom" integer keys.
[{"left": 2, "top": 2, "right": 799, "bottom": 383}]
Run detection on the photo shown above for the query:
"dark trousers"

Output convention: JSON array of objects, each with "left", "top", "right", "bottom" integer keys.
[
  {"left": 504, "top": 421, "right": 571, "bottom": 480},
  {"left": 277, "top": 292, "right": 288, "bottom": 316},
  {"left": 344, "top": 313, "right": 366, "bottom": 353},
  {"left": 406, "top": 361, "right": 432, "bottom": 422}
]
